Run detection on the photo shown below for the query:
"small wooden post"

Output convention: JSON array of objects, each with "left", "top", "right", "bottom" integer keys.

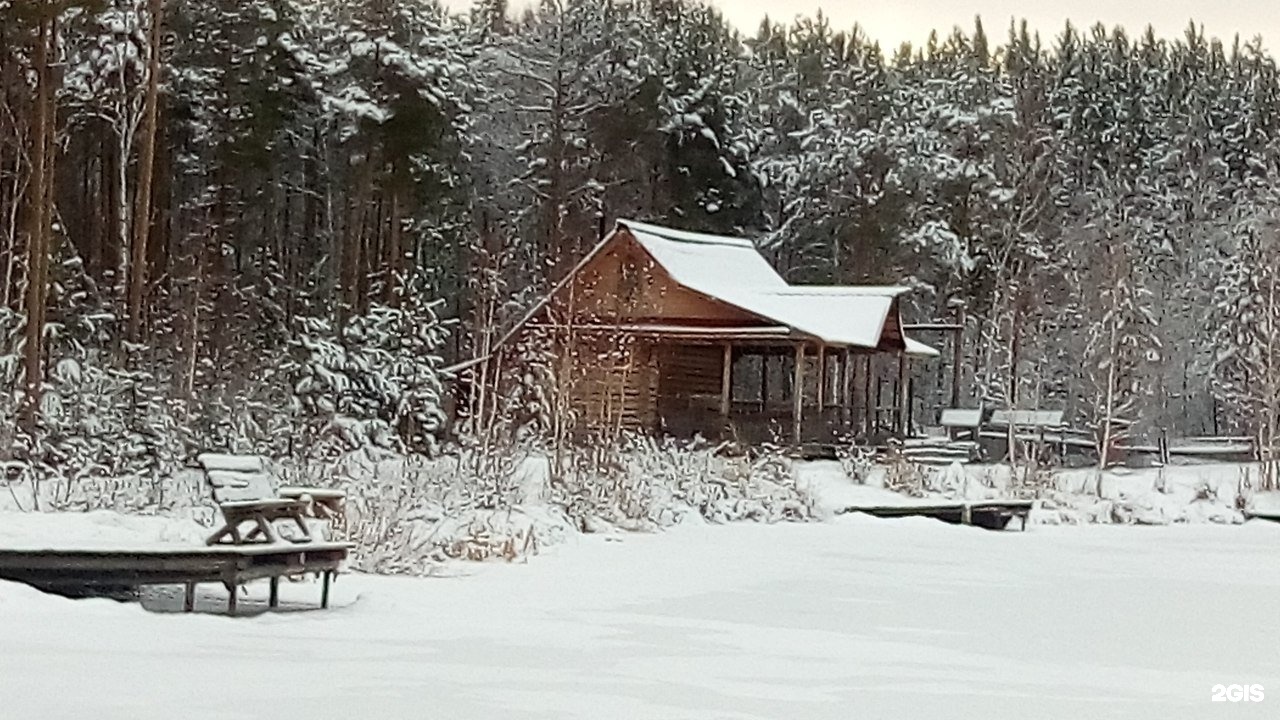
[
  {"left": 720, "top": 343, "right": 732, "bottom": 417},
  {"left": 761, "top": 353, "right": 770, "bottom": 409},
  {"left": 864, "top": 355, "right": 874, "bottom": 435},
  {"left": 907, "top": 377, "right": 915, "bottom": 433},
  {"left": 815, "top": 345, "right": 826, "bottom": 411},
  {"left": 321, "top": 570, "right": 332, "bottom": 609},
  {"left": 897, "top": 352, "right": 909, "bottom": 437},
  {"left": 792, "top": 343, "right": 805, "bottom": 445},
  {"left": 951, "top": 301, "right": 966, "bottom": 409},
  {"left": 227, "top": 585, "right": 238, "bottom": 616},
  {"left": 840, "top": 348, "right": 852, "bottom": 426},
  {"left": 961, "top": 503, "right": 973, "bottom": 526},
  {"left": 268, "top": 576, "right": 280, "bottom": 609},
  {"left": 183, "top": 582, "right": 195, "bottom": 613}
]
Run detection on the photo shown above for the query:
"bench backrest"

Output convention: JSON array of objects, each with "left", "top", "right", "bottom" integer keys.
[
  {"left": 197, "top": 453, "right": 274, "bottom": 504},
  {"left": 988, "top": 409, "right": 1065, "bottom": 429},
  {"left": 940, "top": 408, "right": 983, "bottom": 428}
]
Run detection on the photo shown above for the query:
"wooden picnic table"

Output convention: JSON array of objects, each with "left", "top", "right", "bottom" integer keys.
[{"left": 279, "top": 486, "right": 346, "bottom": 520}]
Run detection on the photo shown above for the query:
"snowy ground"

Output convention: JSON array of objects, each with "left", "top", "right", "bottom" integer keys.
[
  {"left": 3, "top": 511, "right": 1280, "bottom": 719},
  {"left": 800, "top": 459, "right": 1269, "bottom": 525}
]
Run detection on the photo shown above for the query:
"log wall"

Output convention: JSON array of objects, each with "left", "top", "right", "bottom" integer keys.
[{"left": 567, "top": 337, "right": 659, "bottom": 433}]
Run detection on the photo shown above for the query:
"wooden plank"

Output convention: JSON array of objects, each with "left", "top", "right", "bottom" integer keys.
[
  {"left": 950, "top": 302, "right": 966, "bottom": 409},
  {"left": 720, "top": 343, "right": 732, "bottom": 416},
  {"left": 840, "top": 348, "right": 852, "bottom": 425},
  {"left": 0, "top": 545, "right": 350, "bottom": 595},
  {"left": 761, "top": 354, "right": 770, "bottom": 409},
  {"left": 816, "top": 345, "right": 826, "bottom": 411},
  {"left": 792, "top": 343, "right": 805, "bottom": 444},
  {"left": 838, "top": 500, "right": 1033, "bottom": 532},
  {"left": 940, "top": 408, "right": 983, "bottom": 427},
  {"left": 897, "top": 352, "right": 909, "bottom": 436},
  {"left": 989, "top": 410, "right": 1065, "bottom": 428},
  {"left": 863, "top": 355, "right": 874, "bottom": 435}
]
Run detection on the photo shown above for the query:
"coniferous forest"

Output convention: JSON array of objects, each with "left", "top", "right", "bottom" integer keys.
[{"left": 4, "top": 0, "right": 1280, "bottom": 486}]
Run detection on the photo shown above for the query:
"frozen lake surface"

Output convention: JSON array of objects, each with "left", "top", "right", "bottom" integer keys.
[{"left": 3, "top": 514, "right": 1279, "bottom": 719}]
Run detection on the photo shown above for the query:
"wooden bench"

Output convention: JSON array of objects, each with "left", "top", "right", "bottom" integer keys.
[{"left": 199, "top": 454, "right": 343, "bottom": 546}]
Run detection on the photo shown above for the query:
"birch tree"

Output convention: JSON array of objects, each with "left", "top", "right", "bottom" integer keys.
[
  {"left": 1072, "top": 197, "right": 1161, "bottom": 470},
  {"left": 1212, "top": 203, "right": 1280, "bottom": 489}
]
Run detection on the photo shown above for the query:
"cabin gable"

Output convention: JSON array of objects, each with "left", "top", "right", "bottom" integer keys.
[{"left": 543, "top": 230, "right": 764, "bottom": 326}]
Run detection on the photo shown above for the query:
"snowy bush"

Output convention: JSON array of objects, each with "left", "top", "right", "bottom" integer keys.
[
  {"left": 881, "top": 447, "right": 927, "bottom": 497},
  {"left": 836, "top": 441, "right": 876, "bottom": 484},
  {"left": 291, "top": 292, "right": 451, "bottom": 458},
  {"left": 547, "top": 436, "right": 815, "bottom": 532},
  {"left": 0, "top": 254, "right": 194, "bottom": 513},
  {"left": 325, "top": 450, "right": 570, "bottom": 572},
  {"left": 310, "top": 436, "right": 815, "bottom": 575}
]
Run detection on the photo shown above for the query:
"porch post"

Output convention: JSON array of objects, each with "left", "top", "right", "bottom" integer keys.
[
  {"left": 863, "top": 355, "right": 874, "bottom": 436},
  {"left": 720, "top": 343, "right": 732, "bottom": 417},
  {"left": 816, "top": 345, "right": 826, "bottom": 411},
  {"left": 897, "top": 351, "right": 910, "bottom": 437},
  {"left": 792, "top": 343, "right": 805, "bottom": 444},
  {"left": 951, "top": 300, "right": 966, "bottom": 409},
  {"left": 761, "top": 353, "right": 770, "bottom": 409},
  {"left": 840, "top": 348, "right": 852, "bottom": 425}
]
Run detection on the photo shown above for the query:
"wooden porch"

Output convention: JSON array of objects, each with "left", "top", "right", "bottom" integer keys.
[{"left": 565, "top": 333, "right": 919, "bottom": 446}]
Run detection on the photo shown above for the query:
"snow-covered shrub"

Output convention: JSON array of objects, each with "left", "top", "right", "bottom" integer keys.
[
  {"left": 291, "top": 291, "right": 451, "bottom": 458},
  {"left": 317, "top": 435, "right": 816, "bottom": 575},
  {"left": 882, "top": 446, "right": 927, "bottom": 497},
  {"left": 836, "top": 440, "right": 876, "bottom": 484},
  {"left": 549, "top": 436, "right": 815, "bottom": 531},
  {"left": 3, "top": 254, "right": 191, "bottom": 512},
  {"left": 331, "top": 451, "right": 573, "bottom": 573},
  {"left": 704, "top": 444, "right": 814, "bottom": 523}
]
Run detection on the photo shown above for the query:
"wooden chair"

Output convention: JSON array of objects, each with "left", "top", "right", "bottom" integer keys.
[{"left": 199, "top": 454, "right": 314, "bottom": 546}]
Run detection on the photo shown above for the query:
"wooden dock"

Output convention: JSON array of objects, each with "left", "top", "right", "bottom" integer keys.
[
  {"left": 0, "top": 542, "right": 351, "bottom": 615},
  {"left": 839, "top": 500, "right": 1033, "bottom": 530},
  {"left": 1244, "top": 510, "right": 1280, "bottom": 524}
]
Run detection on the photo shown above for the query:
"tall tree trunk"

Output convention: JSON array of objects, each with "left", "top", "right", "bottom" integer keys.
[
  {"left": 127, "top": 0, "right": 163, "bottom": 344},
  {"left": 384, "top": 184, "right": 402, "bottom": 306},
  {"left": 181, "top": 209, "right": 208, "bottom": 402},
  {"left": 1097, "top": 319, "right": 1119, "bottom": 474},
  {"left": 21, "top": 13, "right": 54, "bottom": 433},
  {"left": 341, "top": 156, "right": 373, "bottom": 322}
]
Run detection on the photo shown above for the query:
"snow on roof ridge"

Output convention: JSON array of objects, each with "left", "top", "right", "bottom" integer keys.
[{"left": 618, "top": 219, "right": 759, "bottom": 249}]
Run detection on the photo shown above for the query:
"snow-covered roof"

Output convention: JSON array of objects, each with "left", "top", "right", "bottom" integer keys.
[
  {"left": 619, "top": 220, "right": 937, "bottom": 356},
  {"left": 621, "top": 219, "right": 788, "bottom": 292}
]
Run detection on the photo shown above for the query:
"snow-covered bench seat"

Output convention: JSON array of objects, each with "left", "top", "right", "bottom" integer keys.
[{"left": 198, "top": 454, "right": 343, "bottom": 546}]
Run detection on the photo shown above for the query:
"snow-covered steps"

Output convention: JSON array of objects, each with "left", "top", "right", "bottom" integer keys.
[{"left": 900, "top": 438, "right": 980, "bottom": 465}]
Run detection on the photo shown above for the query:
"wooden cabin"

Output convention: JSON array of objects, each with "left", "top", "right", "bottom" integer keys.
[{"left": 475, "top": 220, "right": 937, "bottom": 445}]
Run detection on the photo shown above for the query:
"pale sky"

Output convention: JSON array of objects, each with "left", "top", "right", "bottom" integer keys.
[
  {"left": 448, "top": 1, "right": 1277, "bottom": 50},
  {"left": 706, "top": 0, "right": 1273, "bottom": 50}
]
